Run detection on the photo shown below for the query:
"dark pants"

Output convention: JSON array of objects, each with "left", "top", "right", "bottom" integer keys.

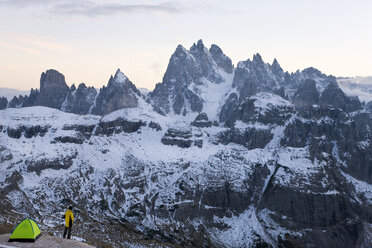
[{"left": 63, "top": 220, "right": 73, "bottom": 239}]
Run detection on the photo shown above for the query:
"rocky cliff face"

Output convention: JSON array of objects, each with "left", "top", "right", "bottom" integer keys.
[
  {"left": 288, "top": 67, "right": 337, "bottom": 91},
  {"left": 319, "top": 82, "right": 363, "bottom": 112},
  {"left": 0, "top": 97, "right": 7, "bottom": 110},
  {"left": 34, "top": 69, "right": 70, "bottom": 109},
  {"left": 62, "top": 83, "right": 97, "bottom": 115},
  {"left": 91, "top": 69, "right": 141, "bottom": 115},
  {"left": 366, "top": 101, "right": 372, "bottom": 116},
  {"left": 232, "top": 54, "right": 283, "bottom": 101},
  {"left": 292, "top": 79, "right": 319, "bottom": 110}
]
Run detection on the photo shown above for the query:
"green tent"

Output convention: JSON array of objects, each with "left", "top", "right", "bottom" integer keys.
[{"left": 8, "top": 218, "right": 41, "bottom": 242}]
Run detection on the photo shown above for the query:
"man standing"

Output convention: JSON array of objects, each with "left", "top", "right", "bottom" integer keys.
[{"left": 63, "top": 206, "right": 74, "bottom": 239}]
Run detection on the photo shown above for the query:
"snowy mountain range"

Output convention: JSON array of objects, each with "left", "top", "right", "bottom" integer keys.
[{"left": 1, "top": 40, "right": 372, "bottom": 248}]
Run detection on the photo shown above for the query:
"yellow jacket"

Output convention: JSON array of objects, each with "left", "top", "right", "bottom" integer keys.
[{"left": 65, "top": 209, "right": 74, "bottom": 227}]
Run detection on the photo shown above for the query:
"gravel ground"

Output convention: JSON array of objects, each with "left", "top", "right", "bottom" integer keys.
[{"left": 0, "top": 234, "right": 95, "bottom": 248}]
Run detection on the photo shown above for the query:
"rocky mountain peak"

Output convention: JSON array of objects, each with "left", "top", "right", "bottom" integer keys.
[
  {"left": 91, "top": 70, "right": 141, "bottom": 115},
  {"left": 0, "top": 96, "right": 7, "bottom": 110},
  {"left": 209, "top": 44, "right": 223, "bottom": 55},
  {"left": 190, "top": 39, "right": 207, "bottom": 56},
  {"left": 302, "top": 67, "right": 325, "bottom": 75},
  {"left": 34, "top": 69, "right": 69, "bottom": 109},
  {"left": 252, "top": 53, "right": 264, "bottom": 65},
  {"left": 77, "top": 83, "right": 87, "bottom": 90},
  {"left": 109, "top": 68, "right": 129, "bottom": 87},
  {"left": 209, "top": 44, "right": 233, "bottom": 73},
  {"left": 232, "top": 53, "right": 282, "bottom": 102},
  {"left": 271, "top": 58, "right": 283, "bottom": 73},
  {"left": 288, "top": 67, "right": 337, "bottom": 91},
  {"left": 70, "top": 83, "right": 76, "bottom": 91},
  {"left": 149, "top": 40, "right": 234, "bottom": 115},
  {"left": 319, "top": 82, "right": 362, "bottom": 112},
  {"left": 40, "top": 69, "right": 67, "bottom": 90},
  {"left": 302, "top": 67, "right": 336, "bottom": 82},
  {"left": 62, "top": 82, "right": 97, "bottom": 115},
  {"left": 174, "top": 44, "right": 188, "bottom": 57}
]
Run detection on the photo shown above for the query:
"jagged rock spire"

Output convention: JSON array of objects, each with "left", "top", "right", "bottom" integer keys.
[
  {"left": 34, "top": 69, "right": 69, "bottom": 109},
  {"left": 91, "top": 69, "right": 141, "bottom": 115}
]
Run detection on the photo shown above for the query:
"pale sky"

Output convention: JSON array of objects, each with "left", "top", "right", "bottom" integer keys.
[{"left": 0, "top": 0, "right": 371, "bottom": 91}]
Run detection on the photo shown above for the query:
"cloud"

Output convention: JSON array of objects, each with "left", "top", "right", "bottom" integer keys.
[
  {"left": 150, "top": 61, "right": 162, "bottom": 75},
  {"left": 0, "top": 0, "right": 56, "bottom": 7},
  {"left": 0, "top": 41, "right": 39, "bottom": 54},
  {"left": 28, "top": 39, "right": 72, "bottom": 51},
  {"left": 0, "top": 0, "right": 181, "bottom": 16},
  {"left": 338, "top": 77, "right": 372, "bottom": 103},
  {"left": 50, "top": 1, "right": 180, "bottom": 16},
  {"left": 2, "top": 33, "right": 73, "bottom": 53}
]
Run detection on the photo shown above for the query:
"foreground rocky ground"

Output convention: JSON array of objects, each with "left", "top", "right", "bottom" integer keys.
[{"left": 0, "top": 234, "right": 93, "bottom": 248}]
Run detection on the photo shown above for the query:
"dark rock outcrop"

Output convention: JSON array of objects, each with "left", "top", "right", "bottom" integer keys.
[
  {"left": 282, "top": 108, "right": 372, "bottom": 183},
  {"left": 232, "top": 54, "right": 281, "bottom": 102},
  {"left": 219, "top": 61, "right": 339, "bottom": 123},
  {"left": 34, "top": 69, "right": 69, "bottom": 109},
  {"left": 0, "top": 146, "right": 13, "bottom": 163},
  {"left": 191, "top": 112, "right": 212, "bottom": 128},
  {"left": 320, "top": 82, "right": 362, "bottom": 112},
  {"left": 209, "top": 44, "right": 233, "bottom": 74},
  {"left": 289, "top": 67, "right": 337, "bottom": 89},
  {"left": 8, "top": 89, "right": 40, "bottom": 109},
  {"left": 148, "top": 121, "right": 162, "bottom": 131},
  {"left": 91, "top": 69, "right": 141, "bottom": 115},
  {"left": 346, "top": 96, "right": 363, "bottom": 113},
  {"left": 219, "top": 94, "right": 294, "bottom": 149},
  {"left": 63, "top": 83, "right": 97, "bottom": 114},
  {"left": 8, "top": 95, "right": 26, "bottom": 108},
  {"left": 1, "top": 170, "right": 23, "bottom": 195},
  {"left": 161, "top": 128, "right": 203, "bottom": 148},
  {"left": 226, "top": 93, "right": 294, "bottom": 127},
  {"left": 218, "top": 127, "right": 273, "bottom": 149},
  {"left": 22, "top": 89, "right": 39, "bottom": 107},
  {"left": 53, "top": 136, "right": 85, "bottom": 144},
  {"left": 219, "top": 93, "right": 239, "bottom": 123},
  {"left": 366, "top": 101, "right": 372, "bottom": 116},
  {"left": 0, "top": 97, "right": 8, "bottom": 110},
  {"left": 25, "top": 153, "right": 78, "bottom": 175},
  {"left": 0, "top": 69, "right": 142, "bottom": 116},
  {"left": 6, "top": 125, "right": 48, "bottom": 139},
  {"left": 95, "top": 118, "right": 146, "bottom": 136},
  {"left": 292, "top": 79, "right": 319, "bottom": 109}
]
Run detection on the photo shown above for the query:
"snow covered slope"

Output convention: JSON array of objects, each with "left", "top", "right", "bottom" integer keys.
[{"left": 1, "top": 89, "right": 372, "bottom": 247}]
